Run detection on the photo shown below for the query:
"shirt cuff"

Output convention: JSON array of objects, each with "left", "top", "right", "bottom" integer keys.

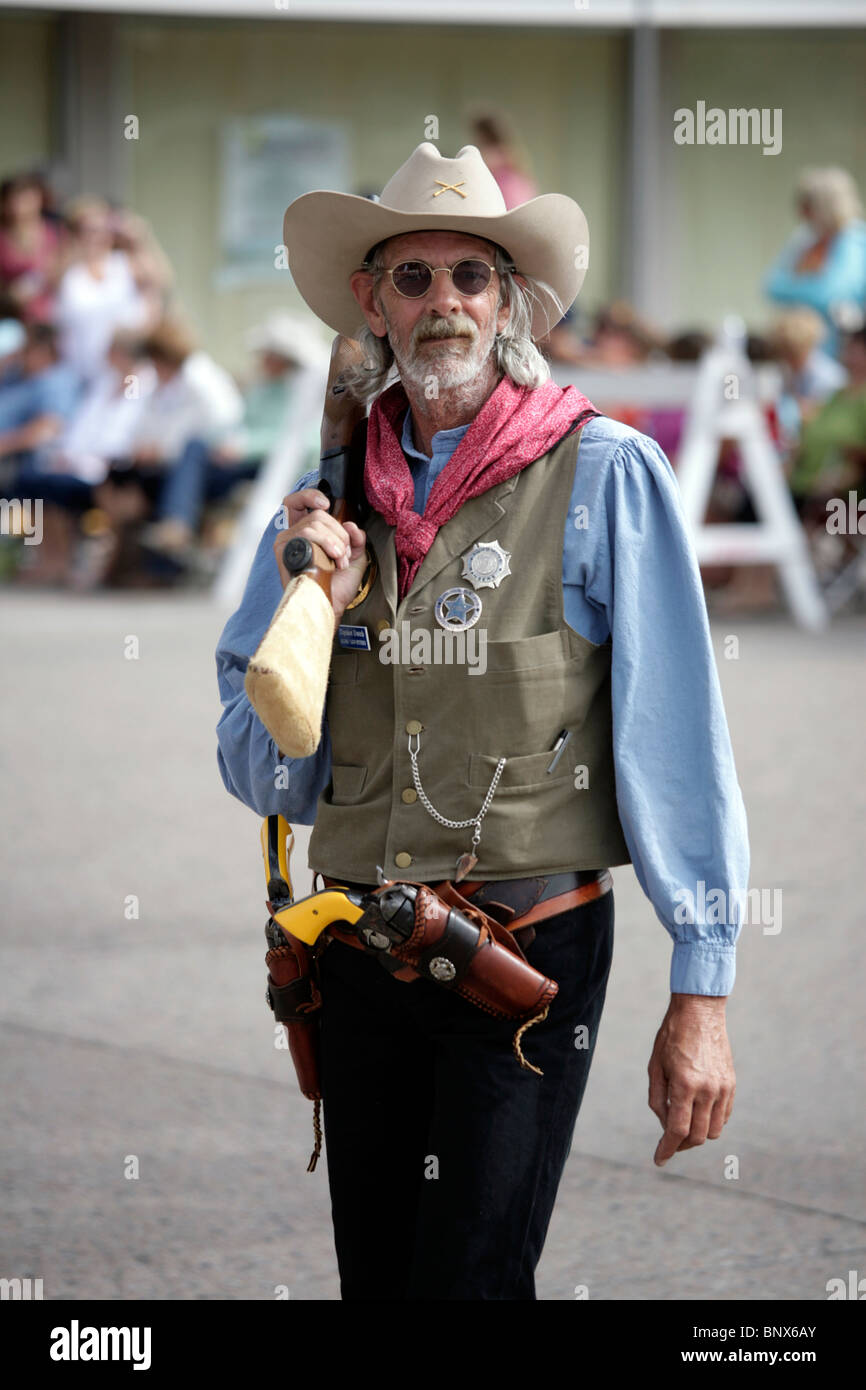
[{"left": 670, "top": 941, "right": 736, "bottom": 997}]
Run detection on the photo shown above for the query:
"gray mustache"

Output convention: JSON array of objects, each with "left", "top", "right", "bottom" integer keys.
[{"left": 415, "top": 320, "right": 476, "bottom": 343}]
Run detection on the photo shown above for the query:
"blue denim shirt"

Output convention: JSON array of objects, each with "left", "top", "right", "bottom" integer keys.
[
  {"left": 0, "top": 361, "right": 83, "bottom": 431},
  {"left": 216, "top": 408, "right": 750, "bottom": 997}
]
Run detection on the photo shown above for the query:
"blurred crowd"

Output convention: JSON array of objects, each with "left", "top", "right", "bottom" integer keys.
[
  {"left": 471, "top": 125, "right": 866, "bottom": 613},
  {"left": 542, "top": 164, "right": 866, "bottom": 550},
  {"left": 1, "top": 132, "right": 865, "bottom": 606},
  {"left": 0, "top": 172, "right": 322, "bottom": 588}
]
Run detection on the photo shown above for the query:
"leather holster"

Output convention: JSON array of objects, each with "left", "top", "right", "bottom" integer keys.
[
  {"left": 265, "top": 926, "right": 322, "bottom": 1101},
  {"left": 329, "top": 879, "right": 558, "bottom": 1023}
]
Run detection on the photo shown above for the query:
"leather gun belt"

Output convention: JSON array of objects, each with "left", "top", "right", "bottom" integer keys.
[{"left": 320, "top": 867, "right": 613, "bottom": 952}]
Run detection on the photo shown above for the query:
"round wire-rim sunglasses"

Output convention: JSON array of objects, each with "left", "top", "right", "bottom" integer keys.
[{"left": 379, "top": 258, "right": 513, "bottom": 299}]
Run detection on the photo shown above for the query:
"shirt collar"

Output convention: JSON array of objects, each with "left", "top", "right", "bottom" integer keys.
[{"left": 400, "top": 406, "right": 471, "bottom": 463}]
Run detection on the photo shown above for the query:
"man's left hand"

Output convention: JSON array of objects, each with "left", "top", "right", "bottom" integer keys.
[{"left": 647, "top": 994, "right": 735, "bottom": 1167}]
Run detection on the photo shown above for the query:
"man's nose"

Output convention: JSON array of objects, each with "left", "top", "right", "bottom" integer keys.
[{"left": 424, "top": 267, "right": 464, "bottom": 315}]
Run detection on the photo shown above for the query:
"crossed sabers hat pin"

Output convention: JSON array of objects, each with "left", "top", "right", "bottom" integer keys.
[{"left": 433, "top": 180, "right": 468, "bottom": 199}]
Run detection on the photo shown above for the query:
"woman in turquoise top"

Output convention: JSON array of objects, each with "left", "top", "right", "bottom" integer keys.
[{"left": 764, "top": 167, "right": 866, "bottom": 360}]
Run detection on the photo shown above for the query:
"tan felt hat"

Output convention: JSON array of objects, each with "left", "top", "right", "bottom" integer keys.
[{"left": 283, "top": 142, "right": 589, "bottom": 342}]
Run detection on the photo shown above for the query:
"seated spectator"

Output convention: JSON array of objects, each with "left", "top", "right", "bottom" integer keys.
[
  {"left": 789, "top": 325, "right": 866, "bottom": 508},
  {"left": 0, "top": 172, "right": 63, "bottom": 325},
  {"left": 666, "top": 330, "right": 711, "bottom": 363},
  {"left": 54, "top": 196, "right": 153, "bottom": 388},
  {"left": 707, "top": 324, "right": 866, "bottom": 608},
  {"left": 140, "top": 311, "right": 324, "bottom": 557},
  {"left": 112, "top": 207, "right": 175, "bottom": 326},
  {"left": 46, "top": 331, "right": 157, "bottom": 485},
  {"left": 11, "top": 333, "right": 157, "bottom": 585},
  {"left": 538, "top": 307, "right": 586, "bottom": 367},
  {"left": 768, "top": 308, "right": 848, "bottom": 451},
  {"left": 92, "top": 316, "right": 243, "bottom": 571},
  {"left": 581, "top": 300, "right": 666, "bottom": 369},
  {"left": 0, "top": 322, "right": 82, "bottom": 480},
  {"left": 572, "top": 301, "right": 667, "bottom": 433},
  {"left": 745, "top": 332, "right": 775, "bottom": 364}
]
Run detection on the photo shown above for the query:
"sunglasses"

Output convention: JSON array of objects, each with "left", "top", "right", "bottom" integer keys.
[{"left": 382, "top": 258, "right": 505, "bottom": 299}]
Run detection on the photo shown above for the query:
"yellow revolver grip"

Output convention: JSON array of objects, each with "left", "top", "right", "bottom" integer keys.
[
  {"left": 261, "top": 814, "right": 365, "bottom": 944},
  {"left": 272, "top": 889, "right": 365, "bottom": 945}
]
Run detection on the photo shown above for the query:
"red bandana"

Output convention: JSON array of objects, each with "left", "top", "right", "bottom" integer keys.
[{"left": 363, "top": 375, "right": 599, "bottom": 598}]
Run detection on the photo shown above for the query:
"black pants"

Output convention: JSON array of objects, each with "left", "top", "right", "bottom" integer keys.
[{"left": 317, "top": 887, "right": 615, "bottom": 1300}]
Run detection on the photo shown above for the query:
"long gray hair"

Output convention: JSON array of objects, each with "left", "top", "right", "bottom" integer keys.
[{"left": 340, "top": 240, "right": 564, "bottom": 407}]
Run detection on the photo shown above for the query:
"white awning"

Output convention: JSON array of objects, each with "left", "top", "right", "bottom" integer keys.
[{"left": 14, "top": 0, "right": 866, "bottom": 29}]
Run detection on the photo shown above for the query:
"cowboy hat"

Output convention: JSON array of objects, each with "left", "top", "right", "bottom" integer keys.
[{"left": 283, "top": 142, "right": 589, "bottom": 342}]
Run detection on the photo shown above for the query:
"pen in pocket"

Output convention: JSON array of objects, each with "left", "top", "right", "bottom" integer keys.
[{"left": 546, "top": 729, "right": 572, "bottom": 774}]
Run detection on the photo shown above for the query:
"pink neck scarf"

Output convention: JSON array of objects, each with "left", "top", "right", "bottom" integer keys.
[{"left": 364, "top": 375, "right": 599, "bottom": 598}]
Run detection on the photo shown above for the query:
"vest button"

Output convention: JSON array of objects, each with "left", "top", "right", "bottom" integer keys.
[
  {"left": 405, "top": 719, "right": 423, "bottom": 735},
  {"left": 395, "top": 851, "right": 413, "bottom": 868},
  {"left": 401, "top": 788, "right": 417, "bottom": 804},
  {"left": 376, "top": 619, "right": 390, "bottom": 634}
]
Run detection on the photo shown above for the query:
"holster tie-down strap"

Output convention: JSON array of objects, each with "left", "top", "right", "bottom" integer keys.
[{"left": 266, "top": 955, "right": 319, "bottom": 1024}]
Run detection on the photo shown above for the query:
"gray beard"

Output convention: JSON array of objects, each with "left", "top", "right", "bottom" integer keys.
[{"left": 391, "top": 318, "right": 499, "bottom": 405}]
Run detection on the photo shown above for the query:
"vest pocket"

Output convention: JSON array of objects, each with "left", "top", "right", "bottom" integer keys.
[
  {"left": 467, "top": 747, "right": 574, "bottom": 791},
  {"left": 330, "top": 764, "right": 367, "bottom": 803},
  {"left": 480, "top": 628, "right": 584, "bottom": 674}
]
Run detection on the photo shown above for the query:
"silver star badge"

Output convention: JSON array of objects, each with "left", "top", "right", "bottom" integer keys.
[{"left": 434, "top": 587, "right": 483, "bottom": 632}]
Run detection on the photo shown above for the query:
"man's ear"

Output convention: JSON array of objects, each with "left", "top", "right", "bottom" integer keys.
[
  {"left": 496, "top": 271, "right": 527, "bottom": 333},
  {"left": 350, "top": 269, "right": 388, "bottom": 338}
]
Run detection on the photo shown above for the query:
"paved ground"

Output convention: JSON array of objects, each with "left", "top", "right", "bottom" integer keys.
[{"left": 0, "top": 590, "right": 863, "bottom": 1301}]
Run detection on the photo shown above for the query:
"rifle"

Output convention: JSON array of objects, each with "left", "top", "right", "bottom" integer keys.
[{"left": 244, "top": 335, "right": 370, "bottom": 758}]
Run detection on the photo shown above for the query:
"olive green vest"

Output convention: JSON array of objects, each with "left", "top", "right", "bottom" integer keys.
[{"left": 308, "top": 423, "right": 631, "bottom": 883}]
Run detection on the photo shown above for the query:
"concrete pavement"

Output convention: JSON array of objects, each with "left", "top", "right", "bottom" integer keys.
[{"left": 0, "top": 591, "right": 863, "bottom": 1300}]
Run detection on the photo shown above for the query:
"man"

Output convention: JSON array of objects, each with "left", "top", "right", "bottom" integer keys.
[
  {"left": 789, "top": 323, "right": 866, "bottom": 502},
  {"left": 215, "top": 143, "right": 750, "bottom": 1301},
  {"left": 9, "top": 330, "right": 154, "bottom": 586},
  {"left": 92, "top": 316, "right": 243, "bottom": 577},
  {"left": 0, "top": 321, "right": 81, "bottom": 474},
  {"left": 140, "top": 310, "right": 325, "bottom": 558}
]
